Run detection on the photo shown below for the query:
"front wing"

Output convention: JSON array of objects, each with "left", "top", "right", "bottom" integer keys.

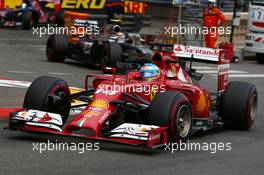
[{"left": 8, "top": 109, "right": 168, "bottom": 148}]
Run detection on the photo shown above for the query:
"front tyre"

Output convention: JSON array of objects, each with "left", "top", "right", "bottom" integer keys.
[
  {"left": 147, "top": 91, "right": 192, "bottom": 143},
  {"left": 220, "top": 81, "right": 258, "bottom": 130},
  {"left": 23, "top": 76, "right": 71, "bottom": 124}
]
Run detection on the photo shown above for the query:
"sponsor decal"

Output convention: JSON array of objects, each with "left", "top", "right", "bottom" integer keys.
[
  {"left": 174, "top": 45, "right": 219, "bottom": 62},
  {"left": 149, "top": 133, "right": 161, "bottom": 141},
  {"left": 49, "top": 0, "right": 106, "bottom": 9},
  {"left": 124, "top": 1, "right": 146, "bottom": 14},
  {"left": 218, "top": 64, "right": 230, "bottom": 75},
  {"left": 110, "top": 123, "right": 160, "bottom": 140},
  {"left": 218, "top": 64, "right": 229, "bottom": 92},
  {"left": 90, "top": 99, "right": 109, "bottom": 110},
  {"left": 18, "top": 111, "right": 28, "bottom": 118},
  {"left": 2, "top": 0, "right": 22, "bottom": 9},
  {"left": 249, "top": 6, "right": 264, "bottom": 28},
  {"left": 140, "top": 127, "right": 149, "bottom": 132},
  {"left": 166, "top": 64, "right": 178, "bottom": 78},
  {"left": 74, "top": 19, "right": 98, "bottom": 27},
  {"left": 37, "top": 113, "right": 52, "bottom": 122},
  {"left": 77, "top": 118, "right": 87, "bottom": 127},
  {"left": 44, "top": 0, "right": 106, "bottom": 9},
  {"left": 14, "top": 110, "right": 63, "bottom": 126},
  {"left": 99, "top": 110, "right": 111, "bottom": 124}
]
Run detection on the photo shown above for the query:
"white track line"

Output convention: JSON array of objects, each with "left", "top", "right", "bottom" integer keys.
[
  {"left": 192, "top": 66, "right": 216, "bottom": 70},
  {"left": 228, "top": 74, "right": 264, "bottom": 78},
  {"left": 7, "top": 71, "right": 34, "bottom": 74},
  {"left": 197, "top": 70, "right": 248, "bottom": 74},
  {"left": 0, "top": 43, "right": 45, "bottom": 47},
  {"left": 48, "top": 72, "right": 71, "bottom": 76},
  {"left": 0, "top": 39, "right": 40, "bottom": 41}
]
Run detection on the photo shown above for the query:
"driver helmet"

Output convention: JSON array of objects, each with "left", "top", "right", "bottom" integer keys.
[
  {"left": 140, "top": 63, "right": 160, "bottom": 81},
  {"left": 21, "top": 3, "right": 27, "bottom": 9}
]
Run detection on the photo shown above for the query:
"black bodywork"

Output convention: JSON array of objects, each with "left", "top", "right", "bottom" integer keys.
[{"left": 46, "top": 24, "right": 153, "bottom": 72}]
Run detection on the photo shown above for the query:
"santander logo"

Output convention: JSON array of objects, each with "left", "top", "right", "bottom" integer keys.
[
  {"left": 174, "top": 46, "right": 183, "bottom": 52},
  {"left": 173, "top": 44, "right": 220, "bottom": 62},
  {"left": 174, "top": 45, "right": 219, "bottom": 56}
]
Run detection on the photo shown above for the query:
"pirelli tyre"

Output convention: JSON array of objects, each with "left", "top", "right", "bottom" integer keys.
[
  {"left": 101, "top": 43, "right": 123, "bottom": 73},
  {"left": 220, "top": 81, "right": 258, "bottom": 130},
  {"left": 23, "top": 76, "right": 71, "bottom": 124},
  {"left": 147, "top": 91, "right": 192, "bottom": 143},
  {"left": 22, "top": 11, "right": 34, "bottom": 29},
  {"left": 90, "top": 41, "right": 104, "bottom": 66},
  {"left": 256, "top": 53, "right": 264, "bottom": 64},
  {"left": 46, "top": 35, "right": 68, "bottom": 62}
]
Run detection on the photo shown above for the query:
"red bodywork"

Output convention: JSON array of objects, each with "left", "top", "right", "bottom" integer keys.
[{"left": 6, "top": 45, "right": 230, "bottom": 148}]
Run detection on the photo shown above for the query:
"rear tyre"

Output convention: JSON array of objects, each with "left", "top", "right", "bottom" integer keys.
[
  {"left": 220, "top": 81, "right": 258, "bottom": 130},
  {"left": 147, "top": 91, "right": 192, "bottom": 143},
  {"left": 256, "top": 53, "right": 264, "bottom": 64},
  {"left": 90, "top": 41, "right": 104, "bottom": 66},
  {"left": 101, "top": 43, "right": 122, "bottom": 73},
  {"left": 23, "top": 76, "right": 71, "bottom": 124},
  {"left": 22, "top": 11, "right": 34, "bottom": 29},
  {"left": 46, "top": 35, "right": 68, "bottom": 62}
]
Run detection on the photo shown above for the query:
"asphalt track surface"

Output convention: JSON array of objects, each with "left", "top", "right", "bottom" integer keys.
[{"left": 0, "top": 29, "right": 263, "bottom": 175}]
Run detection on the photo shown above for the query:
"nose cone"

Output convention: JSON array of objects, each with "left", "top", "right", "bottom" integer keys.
[{"left": 65, "top": 108, "right": 112, "bottom": 135}]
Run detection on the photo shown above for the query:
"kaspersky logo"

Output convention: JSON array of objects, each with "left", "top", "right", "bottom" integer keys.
[{"left": 45, "top": 0, "right": 106, "bottom": 10}]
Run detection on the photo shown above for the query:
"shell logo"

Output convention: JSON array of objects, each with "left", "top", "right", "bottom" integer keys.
[
  {"left": 90, "top": 99, "right": 109, "bottom": 109},
  {"left": 140, "top": 128, "right": 149, "bottom": 132}
]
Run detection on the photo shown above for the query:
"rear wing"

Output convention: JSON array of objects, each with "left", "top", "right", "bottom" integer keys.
[
  {"left": 173, "top": 44, "right": 223, "bottom": 64},
  {"left": 173, "top": 44, "right": 230, "bottom": 92}
]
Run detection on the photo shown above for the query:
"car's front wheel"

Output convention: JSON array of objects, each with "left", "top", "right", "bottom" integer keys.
[
  {"left": 147, "top": 91, "right": 192, "bottom": 143},
  {"left": 23, "top": 76, "right": 71, "bottom": 124}
]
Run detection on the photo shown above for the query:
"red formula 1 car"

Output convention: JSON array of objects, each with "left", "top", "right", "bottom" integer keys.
[{"left": 5, "top": 45, "right": 258, "bottom": 148}]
